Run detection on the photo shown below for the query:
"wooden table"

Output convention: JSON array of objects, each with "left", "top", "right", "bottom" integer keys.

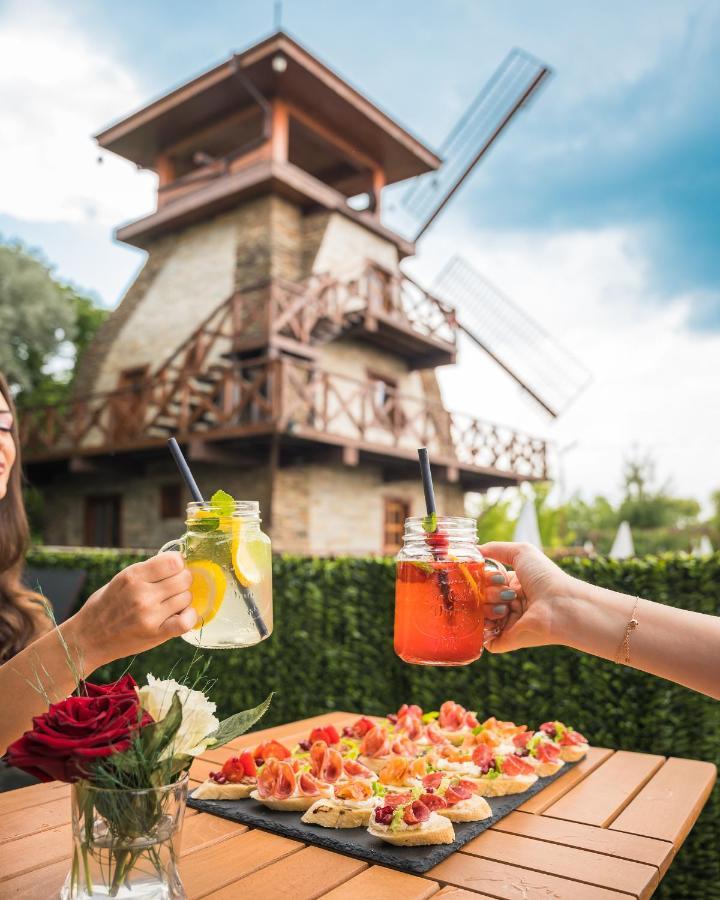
[{"left": 0, "top": 712, "right": 715, "bottom": 899}]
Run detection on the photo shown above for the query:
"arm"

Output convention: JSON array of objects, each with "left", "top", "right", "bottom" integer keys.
[
  {"left": 481, "top": 541, "right": 720, "bottom": 700},
  {"left": 2, "top": 553, "right": 196, "bottom": 753}
]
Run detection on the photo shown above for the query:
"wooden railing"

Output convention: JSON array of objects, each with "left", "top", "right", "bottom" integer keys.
[{"left": 20, "top": 357, "right": 546, "bottom": 480}]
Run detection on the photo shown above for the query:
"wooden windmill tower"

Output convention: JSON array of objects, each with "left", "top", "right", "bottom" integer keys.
[{"left": 21, "top": 31, "right": 560, "bottom": 555}]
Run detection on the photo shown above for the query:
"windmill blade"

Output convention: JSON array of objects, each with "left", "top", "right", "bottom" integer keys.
[
  {"left": 434, "top": 256, "right": 592, "bottom": 419},
  {"left": 401, "top": 48, "right": 551, "bottom": 242}
]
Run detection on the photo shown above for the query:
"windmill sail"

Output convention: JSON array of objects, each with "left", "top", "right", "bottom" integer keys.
[
  {"left": 433, "top": 256, "right": 592, "bottom": 418},
  {"left": 400, "top": 48, "right": 551, "bottom": 242}
]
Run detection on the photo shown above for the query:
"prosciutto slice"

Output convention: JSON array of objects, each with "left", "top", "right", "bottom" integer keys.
[
  {"left": 309, "top": 740, "right": 343, "bottom": 782},
  {"left": 256, "top": 759, "right": 280, "bottom": 798},
  {"left": 343, "top": 758, "right": 374, "bottom": 779},
  {"left": 360, "top": 726, "right": 391, "bottom": 758},
  {"left": 438, "top": 700, "right": 468, "bottom": 731},
  {"left": 298, "top": 771, "right": 328, "bottom": 796},
  {"left": 274, "top": 761, "right": 297, "bottom": 799},
  {"left": 403, "top": 799, "right": 431, "bottom": 825}
]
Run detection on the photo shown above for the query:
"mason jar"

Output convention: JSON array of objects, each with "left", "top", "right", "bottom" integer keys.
[
  {"left": 161, "top": 500, "right": 272, "bottom": 649},
  {"left": 394, "top": 515, "right": 502, "bottom": 666}
]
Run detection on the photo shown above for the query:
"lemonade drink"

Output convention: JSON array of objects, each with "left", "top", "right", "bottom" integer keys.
[{"left": 164, "top": 492, "right": 272, "bottom": 649}]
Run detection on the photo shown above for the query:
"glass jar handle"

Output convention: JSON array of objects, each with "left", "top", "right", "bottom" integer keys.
[
  {"left": 159, "top": 536, "right": 187, "bottom": 557},
  {"left": 483, "top": 556, "right": 511, "bottom": 640}
]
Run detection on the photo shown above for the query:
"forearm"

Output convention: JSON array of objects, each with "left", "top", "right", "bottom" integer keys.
[
  {"left": 554, "top": 578, "right": 720, "bottom": 699},
  {"left": 1, "top": 616, "right": 100, "bottom": 754}
]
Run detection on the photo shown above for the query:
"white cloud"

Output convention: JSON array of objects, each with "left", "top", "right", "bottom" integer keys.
[
  {"left": 0, "top": 0, "right": 155, "bottom": 226},
  {"left": 409, "top": 218, "right": 720, "bottom": 509}
]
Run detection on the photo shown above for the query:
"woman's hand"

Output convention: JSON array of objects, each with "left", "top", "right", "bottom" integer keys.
[
  {"left": 62, "top": 552, "right": 197, "bottom": 673},
  {"left": 481, "top": 542, "right": 576, "bottom": 652}
]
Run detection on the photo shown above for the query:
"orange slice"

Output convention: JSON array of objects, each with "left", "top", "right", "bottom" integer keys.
[{"left": 187, "top": 560, "right": 226, "bottom": 627}]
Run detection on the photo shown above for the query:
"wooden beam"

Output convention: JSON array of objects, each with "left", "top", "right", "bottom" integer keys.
[
  {"left": 371, "top": 167, "right": 386, "bottom": 214},
  {"left": 284, "top": 99, "right": 379, "bottom": 173},
  {"left": 156, "top": 153, "right": 175, "bottom": 186},
  {"left": 270, "top": 99, "right": 289, "bottom": 163},
  {"left": 187, "top": 439, "right": 258, "bottom": 466},
  {"left": 342, "top": 446, "right": 359, "bottom": 467}
]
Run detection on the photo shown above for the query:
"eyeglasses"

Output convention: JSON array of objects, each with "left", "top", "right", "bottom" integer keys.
[{"left": 0, "top": 411, "right": 14, "bottom": 433}]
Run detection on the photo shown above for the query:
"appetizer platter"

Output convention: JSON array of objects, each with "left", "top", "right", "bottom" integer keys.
[{"left": 189, "top": 701, "right": 588, "bottom": 875}]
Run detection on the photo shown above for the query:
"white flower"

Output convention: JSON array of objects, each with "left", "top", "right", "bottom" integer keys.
[{"left": 137, "top": 674, "right": 220, "bottom": 759}]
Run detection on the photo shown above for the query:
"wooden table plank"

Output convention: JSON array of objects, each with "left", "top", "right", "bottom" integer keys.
[
  {"left": 517, "top": 747, "right": 614, "bottom": 814},
  {"left": 0, "top": 821, "right": 70, "bottom": 882},
  {"left": 610, "top": 756, "right": 717, "bottom": 846},
  {"left": 0, "top": 858, "right": 69, "bottom": 900},
  {"left": 320, "top": 865, "right": 440, "bottom": 899},
  {"left": 0, "top": 796, "right": 69, "bottom": 845},
  {"left": 179, "top": 829, "right": 302, "bottom": 898},
  {"left": 543, "top": 751, "right": 665, "bottom": 827},
  {"left": 179, "top": 812, "right": 247, "bottom": 856},
  {"left": 428, "top": 853, "right": 635, "bottom": 899},
  {"left": 492, "top": 811, "right": 672, "bottom": 870},
  {"left": 462, "top": 830, "right": 658, "bottom": 898},
  {"left": 434, "top": 889, "right": 498, "bottom": 899},
  {"left": 0, "top": 781, "right": 68, "bottom": 816},
  {"left": 204, "top": 845, "right": 367, "bottom": 900}
]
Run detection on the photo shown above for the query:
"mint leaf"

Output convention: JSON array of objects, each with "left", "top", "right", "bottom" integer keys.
[
  {"left": 210, "top": 489, "right": 235, "bottom": 519},
  {"left": 192, "top": 517, "right": 219, "bottom": 533},
  {"left": 422, "top": 512, "right": 438, "bottom": 534}
]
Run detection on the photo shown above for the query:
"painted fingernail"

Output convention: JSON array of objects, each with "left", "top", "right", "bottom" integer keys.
[
  {"left": 490, "top": 574, "right": 506, "bottom": 585},
  {"left": 500, "top": 589, "right": 517, "bottom": 601},
  {"left": 492, "top": 604, "right": 508, "bottom": 615}
]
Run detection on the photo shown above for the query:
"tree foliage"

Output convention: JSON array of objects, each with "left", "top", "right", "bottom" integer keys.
[{"left": 0, "top": 239, "right": 107, "bottom": 404}]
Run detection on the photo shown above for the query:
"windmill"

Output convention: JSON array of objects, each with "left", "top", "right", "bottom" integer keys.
[{"left": 387, "top": 47, "right": 592, "bottom": 420}]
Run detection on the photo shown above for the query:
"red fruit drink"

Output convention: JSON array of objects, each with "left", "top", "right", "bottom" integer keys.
[{"left": 393, "top": 516, "right": 486, "bottom": 666}]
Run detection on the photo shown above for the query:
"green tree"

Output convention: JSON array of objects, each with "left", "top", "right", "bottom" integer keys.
[
  {"left": 619, "top": 450, "right": 700, "bottom": 529},
  {"left": 0, "top": 239, "right": 107, "bottom": 404},
  {"left": 476, "top": 494, "right": 515, "bottom": 543}
]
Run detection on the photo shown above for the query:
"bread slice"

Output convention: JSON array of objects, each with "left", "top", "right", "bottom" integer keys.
[
  {"left": 368, "top": 812, "right": 455, "bottom": 846},
  {"left": 357, "top": 755, "right": 390, "bottom": 773},
  {"left": 439, "top": 794, "right": 492, "bottom": 822},
  {"left": 192, "top": 781, "right": 255, "bottom": 801},
  {"left": 560, "top": 745, "right": 588, "bottom": 762},
  {"left": 464, "top": 773, "right": 538, "bottom": 797},
  {"left": 301, "top": 799, "right": 372, "bottom": 829},
  {"left": 248, "top": 790, "right": 318, "bottom": 812},
  {"left": 533, "top": 760, "right": 564, "bottom": 777}
]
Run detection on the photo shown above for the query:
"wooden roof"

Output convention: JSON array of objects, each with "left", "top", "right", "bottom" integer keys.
[{"left": 95, "top": 31, "right": 441, "bottom": 185}]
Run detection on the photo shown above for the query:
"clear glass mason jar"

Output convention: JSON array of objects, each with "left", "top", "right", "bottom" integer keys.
[
  {"left": 61, "top": 776, "right": 188, "bottom": 900},
  {"left": 160, "top": 500, "right": 272, "bottom": 650},
  {"left": 394, "top": 516, "right": 502, "bottom": 666}
]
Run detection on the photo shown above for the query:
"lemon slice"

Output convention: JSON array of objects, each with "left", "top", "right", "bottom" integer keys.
[
  {"left": 187, "top": 560, "right": 227, "bottom": 627},
  {"left": 231, "top": 519, "right": 263, "bottom": 587}
]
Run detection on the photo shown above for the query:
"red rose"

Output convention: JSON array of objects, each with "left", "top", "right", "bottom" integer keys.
[{"left": 4, "top": 676, "right": 152, "bottom": 783}]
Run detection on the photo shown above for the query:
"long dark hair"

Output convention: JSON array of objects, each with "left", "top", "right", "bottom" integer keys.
[{"left": 0, "top": 373, "right": 45, "bottom": 662}]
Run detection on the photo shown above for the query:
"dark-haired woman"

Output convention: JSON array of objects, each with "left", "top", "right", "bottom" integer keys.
[{"left": 0, "top": 374, "right": 197, "bottom": 762}]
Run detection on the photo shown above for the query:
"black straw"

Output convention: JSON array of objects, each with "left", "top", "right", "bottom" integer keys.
[
  {"left": 417, "top": 448, "right": 437, "bottom": 516},
  {"left": 168, "top": 438, "right": 203, "bottom": 503},
  {"left": 166, "top": 437, "right": 269, "bottom": 641}
]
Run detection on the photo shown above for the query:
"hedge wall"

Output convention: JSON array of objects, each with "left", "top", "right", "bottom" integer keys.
[{"left": 27, "top": 548, "right": 720, "bottom": 898}]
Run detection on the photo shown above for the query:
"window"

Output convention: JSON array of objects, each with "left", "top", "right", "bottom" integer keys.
[
  {"left": 383, "top": 497, "right": 410, "bottom": 555},
  {"left": 84, "top": 496, "right": 122, "bottom": 548},
  {"left": 160, "top": 484, "right": 183, "bottom": 519}
]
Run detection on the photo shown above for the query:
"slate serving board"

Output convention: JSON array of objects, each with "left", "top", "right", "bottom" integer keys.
[{"left": 188, "top": 761, "right": 578, "bottom": 875}]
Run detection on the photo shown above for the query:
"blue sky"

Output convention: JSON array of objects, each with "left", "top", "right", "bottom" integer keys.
[{"left": 1, "top": 0, "right": 719, "bottom": 507}]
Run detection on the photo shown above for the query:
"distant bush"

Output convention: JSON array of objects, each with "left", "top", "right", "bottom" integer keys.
[{"left": 27, "top": 547, "right": 720, "bottom": 899}]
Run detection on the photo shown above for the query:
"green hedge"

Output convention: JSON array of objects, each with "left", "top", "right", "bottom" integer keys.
[{"left": 27, "top": 548, "right": 720, "bottom": 898}]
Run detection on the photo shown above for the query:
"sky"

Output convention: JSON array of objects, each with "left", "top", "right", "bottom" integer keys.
[{"left": 1, "top": 0, "right": 719, "bottom": 510}]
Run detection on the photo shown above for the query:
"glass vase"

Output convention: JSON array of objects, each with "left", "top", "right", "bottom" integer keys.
[{"left": 61, "top": 776, "right": 188, "bottom": 900}]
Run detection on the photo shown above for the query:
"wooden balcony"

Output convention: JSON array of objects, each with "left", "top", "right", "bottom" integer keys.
[
  {"left": 20, "top": 357, "right": 547, "bottom": 488},
  {"left": 232, "top": 262, "right": 457, "bottom": 368}
]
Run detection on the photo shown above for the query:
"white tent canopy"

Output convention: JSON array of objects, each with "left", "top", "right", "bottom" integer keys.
[
  {"left": 514, "top": 500, "right": 542, "bottom": 548},
  {"left": 694, "top": 535, "right": 714, "bottom": 556},
  {"left": 610, "top": 521, "right": 635, "bottom": 559}
]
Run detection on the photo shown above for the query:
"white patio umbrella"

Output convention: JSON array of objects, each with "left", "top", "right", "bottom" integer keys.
[
  {"left": 513, "top": 500, "right": 542, "bottom": 549},
  {"left": 610, "top": 521, "right": 635, "bottom": 559},
  {"left": 694, "top": 535, "right": 714, "bottom": 556}
]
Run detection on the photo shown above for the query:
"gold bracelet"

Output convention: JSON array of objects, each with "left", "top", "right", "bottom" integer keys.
[{"left": 615, "top": 597, "right": 641, "bottom": 665}]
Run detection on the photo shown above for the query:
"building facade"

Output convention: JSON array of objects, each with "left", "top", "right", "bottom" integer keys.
[{"left": 21, "top": 32, "right": 547, "bottom": 555}]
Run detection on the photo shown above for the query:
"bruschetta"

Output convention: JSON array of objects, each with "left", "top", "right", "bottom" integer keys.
[
  {"left": 301, "top": 779, "right": 376, "bottom": 828},
  {"left": 539, "top": 721, "right": 589, "bottom": 761},
  {"left": 192, "top": 750, "right": 258, "bottom": 800},
  {"left": 251, "top": 759, "right": 333, "bottom": 811},
  {"left": 368, "top": 791, "right": 455, "bottom": 846}
]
